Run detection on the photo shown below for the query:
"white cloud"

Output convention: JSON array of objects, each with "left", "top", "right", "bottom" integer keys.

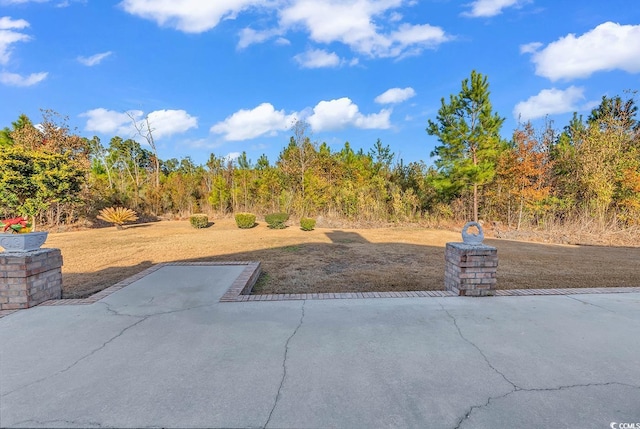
[
  {"left": 528, "top": 22, "right": 640, "bottom": 81},
  {"left": 146, "top": 109, "right": 198, "bottom": 139},
  {"left": 210, "top": 97, "right": 391, "bottom": 141},
  {"left": 81, "top": 108, "right": 138, "bottom": 135},
  {"left": 0, "top": 17, "right": 29, "bottom": 30},
  {"left": 0, "top": 17, "right": 31, "bottom": 64},
  {"left": 0, "top": 71, "right": 47, "bottom": 86},
  {"left": 294, "top": 48, "right": 341, "bottom": 68},
  {"left": 519, "top": 41, "right": 541, "bottom": 54},
  {"left": 124, "top": 0, "right": 451, "bottom": 59},
  {"left": 119, "top": 0, "right": 264, "bottom": 33},
  {"left": 389, "top": 11, "right": 403, "bottom": 22},
  {"left": 280, "top": 0, "right": 390, "bottom": 51},
  {"left": 462, "top": 0, "right": 527, "bottom": 18},
  {"left": 210, "top": 103, "right": 296, "bottom": 141},
  {"left": 0, "top": 17, "right": 48, "bottom": 85},
  {"left": 391, "top": 23, "right": 447, "bottom": 48},
  {"left": 81, "top": 108, "right": 197, "bottom": 139},
  {"left": 307, "top": 97, "right": 391, "bottom": 131},
  {"left": 238, "top": 28, "right": 268, "bottom": 50},
  {"left": 375, "top": 87, "right": 416, "bottom": 104},
  {"left": 237, "top": 27, "right": 283, "bottom": 49},
  {"left": 279, "top": 1, "right": 449, "bottom": 58},
  {"left": 513, "top": 86, "right": 591, "bottom": 121},
  {"left": 224, "top": 152, "right": 241, "bottom": 162},
  {"left": 77, "top": 51, "right": 112, "bottom": 66}
]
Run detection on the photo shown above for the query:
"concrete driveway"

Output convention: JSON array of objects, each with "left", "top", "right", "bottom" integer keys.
[{"left": 1, "top": 265, "right": 639, "bottom": 428}]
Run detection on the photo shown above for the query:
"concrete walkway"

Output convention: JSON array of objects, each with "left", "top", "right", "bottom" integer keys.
[{"left": 1, "top": 265, "right": 639, "bottom": 428}]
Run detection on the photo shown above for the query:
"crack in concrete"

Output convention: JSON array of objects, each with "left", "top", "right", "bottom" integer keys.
[
  {"left": 522, "top": 381, "right": 640, "bottom": 392},
  {"left": 99, "top": 301, "right": 213, "bottom": 318},
  {"left": 263, "top": 300, "right": 306, "bottom": 429},
  {"left": 2, "top": 302, "right": 215, "bottom": 399},
  {"left": 99, "top": 301, "right": 132, "bottom": 317},
  {"left": 441, "top": 303, "right": 640, "bottom": 429},
  {"left": 439, "top": 303, "right": 520, "bottom": 429},
  {"left": 439, "top": 303, "right": 518, "bottom": 390},
  {"left": 565, "top": 295, "right": 616, "bottom": 313},
  {"left": 456, "top": 382, "right": 640, "bottom": 429},
  {"left": 454, "top": 389, "right": 514, "bottom": 429},
  {"left": 10, "top": 418, "right": 104, "bottom": 428},
  {"left": 1, "top": 315, "right": 148, "bottom": 399}
]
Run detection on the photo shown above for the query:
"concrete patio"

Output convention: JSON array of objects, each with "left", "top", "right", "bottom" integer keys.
[{"left": 1, "top": 264, "right": 639, "bottom": 428}]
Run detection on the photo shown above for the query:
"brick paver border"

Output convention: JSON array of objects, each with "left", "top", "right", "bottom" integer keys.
[
  {"left": 1, "top": 261, "right": 639, "bottom": 318},
  {"left": 220, "top": 285, "right": 640, "bottom": 302}
]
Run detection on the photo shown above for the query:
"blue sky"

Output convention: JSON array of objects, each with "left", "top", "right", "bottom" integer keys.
[{"left": 1, "top": 0, "right": 639, "bottom": 166}]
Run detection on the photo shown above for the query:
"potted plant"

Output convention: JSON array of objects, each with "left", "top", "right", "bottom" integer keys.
[{"left": 0, "top": 216, "right": 48, "bottom": 252}]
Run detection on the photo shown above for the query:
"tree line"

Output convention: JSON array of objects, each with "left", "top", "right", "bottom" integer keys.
[{"left": 1, "top": 72, "right": 639, "bottom": 232}]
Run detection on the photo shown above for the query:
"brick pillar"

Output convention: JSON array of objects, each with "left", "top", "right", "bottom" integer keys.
[
  {"left": 0, "top": 248, "right": 63, "bottom": 310},
  {"left": 445, "top": 243, "right": 497, "bottom": 297}
]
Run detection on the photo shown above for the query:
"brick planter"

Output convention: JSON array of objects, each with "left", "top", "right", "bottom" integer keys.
[
  {"left": 0, "top": 248, "right": 63, "bottom": 310},
  {"left": 445, "top": 243, "right": 497, "bottom": 297}
]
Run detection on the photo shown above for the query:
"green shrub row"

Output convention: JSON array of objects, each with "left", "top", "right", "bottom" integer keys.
[
  {"left": 189, "top": 213, "right": 209, "bottom": 228},
  {"left": 193, "top": 212, "right": 313, "bottom": 230},
  {"left": 231, "top": 212, "right": 316, "bottom": 231}
]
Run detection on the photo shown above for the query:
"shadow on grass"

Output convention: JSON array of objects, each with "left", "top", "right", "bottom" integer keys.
[
  {"left": 63, "top": 260, "right": 155, "bottom": 299},
  {"left": 61, "top": 230, "right": 640, "bottom": 299},
  {"left": 325, "top": 230, "right": 370, "bottom": 244},
  {"left": 123, "top": 224, "right": 155, "bottom": 230}
]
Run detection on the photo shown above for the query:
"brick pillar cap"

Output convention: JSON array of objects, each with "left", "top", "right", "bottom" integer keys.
[{"left": 446, "top": 242, "right": 496, "bottom": 251}]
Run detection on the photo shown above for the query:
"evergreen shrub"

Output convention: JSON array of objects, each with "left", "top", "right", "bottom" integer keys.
[
  {"left": 189, "top": 213, "right": 209, "bottom": 228},
  {"left": 265, "top": 212, "right": 289, "bottom": 229},
  {"left": 235, "top": 212, "right": 256, "bottom": 229},
  {"left": 300, "top": 217, "right": 316, "bottom": 231}
]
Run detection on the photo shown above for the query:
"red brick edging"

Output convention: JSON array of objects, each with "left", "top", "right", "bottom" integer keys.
[{"left": 219, "top": 286, "right": 640, "bottom": 302}]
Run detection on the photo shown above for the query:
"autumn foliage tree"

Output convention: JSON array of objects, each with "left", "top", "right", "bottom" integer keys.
[{"left": 497, "top": 122, "right": 553, "bottom": 229}]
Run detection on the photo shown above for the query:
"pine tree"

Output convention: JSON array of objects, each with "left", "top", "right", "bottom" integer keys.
[{"left": 427, "top": 70, "right": 505, "bottom": 222}]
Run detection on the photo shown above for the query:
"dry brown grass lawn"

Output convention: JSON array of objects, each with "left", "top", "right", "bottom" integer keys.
[{"left": 42, "top": 218, "right": 640, "bottom": 299}]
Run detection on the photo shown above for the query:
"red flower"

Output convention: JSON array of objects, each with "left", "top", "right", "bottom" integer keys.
[{"left": 1, "top": 217, "right": 29, "bottom": 233}]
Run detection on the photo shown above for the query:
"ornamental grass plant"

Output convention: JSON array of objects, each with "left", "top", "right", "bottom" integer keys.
[{"left": 97, "top": 207, "right": 138, "bottom": 230}]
